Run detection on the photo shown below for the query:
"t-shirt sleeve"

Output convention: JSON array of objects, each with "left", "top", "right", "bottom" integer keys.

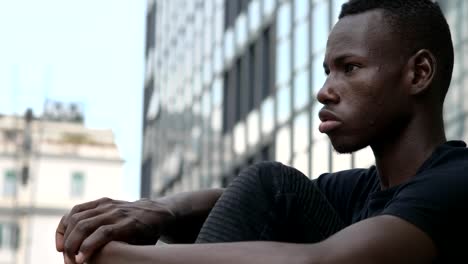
[{"left": 382, "top": 165, "right": 468, "bottom": 257}]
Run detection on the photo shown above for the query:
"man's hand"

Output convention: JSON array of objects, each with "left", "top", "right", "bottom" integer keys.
[{"left": 56, "top": 197, "right": 175, "bottom": 264}]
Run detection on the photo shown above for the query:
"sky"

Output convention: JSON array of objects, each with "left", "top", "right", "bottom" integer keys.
[{"left": 0, "top": 0, "right": 147, "bottom": 200}]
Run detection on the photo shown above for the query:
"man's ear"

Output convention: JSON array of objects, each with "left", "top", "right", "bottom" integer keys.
[{"left": 405, "top": 49, "right": 437, "bottom": 95}]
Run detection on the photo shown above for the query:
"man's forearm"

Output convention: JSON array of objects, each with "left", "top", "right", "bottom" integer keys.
[
  {"left": 92, "top": 241, "right": 322, "bottom": 264},
  {"left": 157, "top": 188, "right": 224, "bottom": 243}
]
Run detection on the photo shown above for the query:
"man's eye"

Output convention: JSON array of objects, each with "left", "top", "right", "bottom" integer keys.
[{"left": 344, "top": 64, "right": 358, "bottom": 73}]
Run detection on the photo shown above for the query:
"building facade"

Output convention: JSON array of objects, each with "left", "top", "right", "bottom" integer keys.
[
  {"left": 0, "top": 110, "right": 124, "bottom": 264},
  {"left": 142, "top": 0, "right": 468, "bottom": 197}
]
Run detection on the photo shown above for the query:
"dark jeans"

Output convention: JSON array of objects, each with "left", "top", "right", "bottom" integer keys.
[{"left": 196, "top": 161, "right": 345, "bottom": 243}]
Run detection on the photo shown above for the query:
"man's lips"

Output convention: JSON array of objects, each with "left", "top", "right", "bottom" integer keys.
[{"left": 318, "top": 109, "right": 343, "bottom": 133}]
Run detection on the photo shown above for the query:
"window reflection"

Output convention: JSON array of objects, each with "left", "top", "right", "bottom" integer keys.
[
  {"left": 247, "top": 110, "right": 260, "bottom": 147},
  {"left": 293, "top": 151, "right": 309, "bottom": 176},
  {"left": 332, "top": 151, "right": 352, "bottom": 172},
  {"left": 211, "top": 107, "right": 222, "bottom": 132},
  {"left": 224, "top": 28, "right": 234, "bottom": 62},
  {"left": 464, "top": 77, "right": 468, "bottom": 113},
  {"left": 463, "top": 3, "right": 468, "bottom": 40},
  {"left": 464, "top": 43, "right": 468, "bottom": 69},
  {"left": 312, "top": 1, "right": 330, "bottom": 54},
  {"left": 311, "top": 102, "right": 327, "bottom": 140},
  {"left": 294, "top": 0, "right": 309, "bottom": 22},
  {"left": 445, "top": 121, "right": 462, "bottom": 139},
  {"left": 354, "top": 147, "right": 375, "bottom": 168},
  {"left": 193, "top": 71, "right": 202, "bottom": 96},
  {"left": 277, "top": 1, "right": 291, "bottom": 39},
  {"left": 234, "top": 122, "right": 246, "bottom": 155},
  {"left": 213, "top": 45, "right": 223, "bottom": 74},
  {"left": 192, "top": 125, "right": 201, "bottom": 157},
  {"left": 311, "top": 139, "right": 330, "bottom": 178},
  {"left": 261, "top": 96, "right": 275, "bottom": 135},
  {"left": 236, "top": 13, "right": 248, "bottom": 49},
  {"left": 203, "top": 60, "right": 212, "bottom": 86},
  {"left": 277, "top": 85, "right": 291, "bottom": 124},
  {"left": 293, "top": 111, "right": 309, "bottom": 154},
  {"left": 312, "top": 53, "right": 326, "bottom": 95},
  {"left": 249, "top": 0, "right": 261, "bottom": 34},
  {"left": 193, "top": 100, "right": 201, "bottom": 116},
  {"left": 294, "top": 21, "right": 309, "bottom": 71},
  {"left": 223, "top": 133, "right": 233, "bottom": 165},
  {"left": 263, "top": 0, "right": 276, "bottom": 19},
  {"left": 294, "top": 69, "right": 309, "bottom": 111},
  {"left": 275, "top": 125, "right": 292, "bottom": 165},
  {"left": 204, "top": 19, "right": 212, "bottom": 58},
  {"left": 202, "top": 90, "right": 211, "bottom": 118},
  {"left": 276, "top": 39, "right": 291, "bottom": 85},
  {"left": 214, "top": 6, "right": 223, "bottom": 43},
  {"left": 192, "top": 167, "right": 200, "bottom": 190},
  {"left": 212, "top": 77, "right": 222, "bottom": 107},
  {"left": 453, "top": 57, "right": 461, "bottom": 81}
]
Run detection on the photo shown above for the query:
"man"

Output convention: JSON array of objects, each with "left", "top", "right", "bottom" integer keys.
[{"left": 56, "top": 0, "right": 467, "bottom": 263}]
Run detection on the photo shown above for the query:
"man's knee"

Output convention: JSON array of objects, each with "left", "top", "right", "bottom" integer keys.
[
  {"left": 241, "top": 161, "right": 309, "bottom": 186},
  {"left": 235, "top": 161, "right": 283, "bottom": 185}
]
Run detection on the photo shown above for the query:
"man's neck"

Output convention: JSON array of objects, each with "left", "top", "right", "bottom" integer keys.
[{"left": 371, "top": 114, "right": 446, "bottom": 189}]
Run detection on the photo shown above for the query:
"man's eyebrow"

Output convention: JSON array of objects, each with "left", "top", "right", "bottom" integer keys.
[{"left": 323, "top": 54, "right": 363, "bottom": 69}]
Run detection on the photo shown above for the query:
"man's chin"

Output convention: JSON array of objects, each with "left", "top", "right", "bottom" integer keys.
[{"left": 329, "top": 138, "right": 368, "bottom": 154}]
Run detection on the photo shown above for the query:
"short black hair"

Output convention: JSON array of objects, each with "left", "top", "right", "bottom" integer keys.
[{"left": 339, "top": 0, "right": 454, "bottom": 102}]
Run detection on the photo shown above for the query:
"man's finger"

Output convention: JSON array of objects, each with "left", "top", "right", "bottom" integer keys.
[
  {"left": 63, "top": 211, "right": 117, "bottom": 263},
  {"left": 64, "top": 252, "right": 75, "bottom": 264},
  {"left": 56, "top": 213, "right": 69, "bottom": 252},
  {"left": 56, "top": 231, "right": 64, "bottom": 252},
  {"left": 62, "top": 207, "right": 105, "bottom": 249},
  {"left": 57, "top": 198, "right": 104, "bottom": 252},
  {"left": 68, "top": 198, "right": 106, "bottom": 217},
  {"left": 75, "top": 222, "right": 130, "bottom": 264}
]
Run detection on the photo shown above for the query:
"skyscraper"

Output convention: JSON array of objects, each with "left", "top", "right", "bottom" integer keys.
[{"left": 142, "top": 0, "right": 468, "bottom": 197}]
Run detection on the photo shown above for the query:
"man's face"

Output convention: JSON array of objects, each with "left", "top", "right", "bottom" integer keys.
[{"left": 318, "top": 10, "right": 411, "bottom": 153}]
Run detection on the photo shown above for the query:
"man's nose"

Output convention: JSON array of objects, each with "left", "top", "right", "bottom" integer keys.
[{"left": 316, "top": 78, "right": 340, "bottom": 105}]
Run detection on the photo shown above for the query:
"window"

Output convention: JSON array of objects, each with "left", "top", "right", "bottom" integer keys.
[
  {"left": 3, "top": 170, "right": 17, "bottom": 198},
  {"left": 212, "top": 77, "right": 222, "bottom": 107},
  {"left": 277, "top": 85, "right": 291, "bottom": 124},
  {"left": 312, "top": 52, "right": 326, "bottom": 95},
  {"left": 222, "top": 70, "right": 235, "bottom": 134},
  {"left": 71, "top": 172, "right": 85, "bottom": 198},
  {"left": 294, "top": 69, "right": 310, "bottom": 111},
  {"left": 293, "top": 111, "right": 310, "bottom": 154},
  {"left": 277, "top": 1, "right": 292, "bottom": 39},
  {"left": 235, "top": 59, "right": 242, "bottom": 122},
  {"left": 275, "top": 125, "right": 292, "bottom": 165},
  {"left": 312, "top": 1, "right": 330, "bottom": 54},
  {"left": 0, "top": 223, "right": 20, "bottom": 249},
  {"left": 276, "top": 38, "right": 291, "bottom": 85},
  {"left": 261, "top": 27, "right": 272, "bottom": 100},
  {"left": 311, "top": 139, "right": 330, "bottom": 178},
  {"left": 294, "top": 20, "right": 309, "bottom": 71},
  {"left": 247, "top": 44, "right": 256, "bottom": 112},
  {"left": 261, "top": 96, "right": 275, "bottom": 135},
  {"left": 248, "top": 0, "right": 261, "bottom": 34},
  {"left": 263, "top": 0, "right": 276, "bottom": 19},
  {"left": 293, "top": 151, "right": 309, "bottom": 177},
  {"left": 312, "top": 102, "right": 327, "bottom": 140},
  {"left": 294, "top": 0, "right": 309, "bottom": 22},
  {"left": 236, "top": 13, "right": 248, "bottom": 48}
]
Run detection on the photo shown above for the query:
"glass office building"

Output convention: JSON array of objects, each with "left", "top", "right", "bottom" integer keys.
[{"left": 142, "top": 0, "right": 468, "bottom": 197}]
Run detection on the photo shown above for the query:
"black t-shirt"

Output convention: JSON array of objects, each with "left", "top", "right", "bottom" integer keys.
[{"left": 315, "top": 141, "right": 468, "bottom": 262}]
